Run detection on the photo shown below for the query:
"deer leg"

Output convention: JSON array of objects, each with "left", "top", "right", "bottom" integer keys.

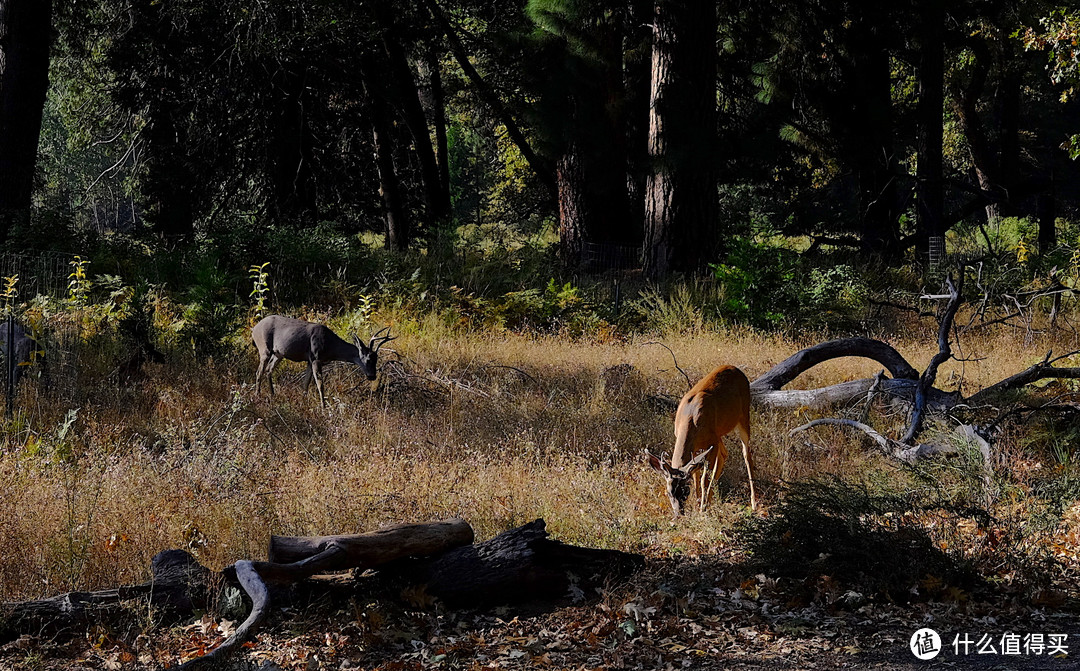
[
  {"left": 735, "top": 422, "right": 757, "bottom": 511},
  {"left": 699, "top": 433, "right": 728, "bottom": 513},
  {"left": 255, "top": 353, "right": 269, "bottom": 394},
  {"left": 311, "top": 360, "right": 327, "bottom": 406},
  {"left": 265, "top": 355, "right": 282, "bottom": 395}
]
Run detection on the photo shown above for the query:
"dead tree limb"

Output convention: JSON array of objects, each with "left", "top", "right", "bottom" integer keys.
[
  {"left": 967, "top": 350, "right": 1080, "bottom": 404},
  {"left": 176, "top": 519, "right": 475, "bottom": 670},
  {"left": 643, "top": 341, "right": 692, "bottom": 389},
  {"left": 901, "top": 274, "right": 964, "bottom": 444},
  {"left": 751, "top": 376, "right": 959, "bottom": 411},
  {"left": 750, "top": 337, "right": 919, "bottom": 392}
]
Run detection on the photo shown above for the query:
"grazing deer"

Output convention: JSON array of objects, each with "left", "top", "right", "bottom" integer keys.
[
  {"left": 252, "top": 315, "right": 395, "bottom": 406},
  {"left": 0, "top": 321, "right": 35, "bottom": 385},
  {"left": 646, "top": 365, "right": 757, "bottom": 515}
]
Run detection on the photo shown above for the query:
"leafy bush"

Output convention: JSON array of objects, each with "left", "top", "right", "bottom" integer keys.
[{"left": 709, "top": 238, "right": 868, "bottom": 329}]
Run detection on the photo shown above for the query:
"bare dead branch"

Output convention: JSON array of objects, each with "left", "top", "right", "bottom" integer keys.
[
  {"left": 750, "top": 337, "right": 919, "bottom": 392},
  {"left": 642, "top": 341, "right": 692, "bottom": 390},
  {"left": 967, "top": 350, "right": 1080, "bottom": 404},
  {"left": 902, "top": 272, "right": 964, "bottom": 444}
]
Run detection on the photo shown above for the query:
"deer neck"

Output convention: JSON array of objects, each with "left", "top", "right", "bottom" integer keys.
[{"left": 319, "top": 329, "right": 362, "bottom": 364}]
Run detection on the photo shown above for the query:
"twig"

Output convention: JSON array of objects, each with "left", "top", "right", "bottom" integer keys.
[
  {"left": 642, "top": 341, "right": 692, "bottom": 389},
  {"left": 479, "top": 364, "right": 539, "bottom": 386}
]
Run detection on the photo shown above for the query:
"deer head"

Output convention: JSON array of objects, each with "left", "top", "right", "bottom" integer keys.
[
  {"left": 646, "top": 446, "right": 716, "bottom": 516},
  {"left": 353, "top": 326, "right": 395, "bottom": 380}
]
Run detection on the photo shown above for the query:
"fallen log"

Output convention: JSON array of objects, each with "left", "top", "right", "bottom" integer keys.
[
  {"left": 178, "top": 518, "right": 476, "bottom": 670},
  {"left": 0, "top": 549, "right": 214, "bottom": 641},
  {"left": 268, "top": 518, "right": 474, "bottom": 568},
  {"left": 378, "top": 519, "right": 645, "bottom": 608},
  {"left": 2, "top": 518, "right": 643, "bottom": 670}
]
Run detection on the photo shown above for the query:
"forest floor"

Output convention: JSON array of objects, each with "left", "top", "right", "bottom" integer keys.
[{"left": 1, "top": 550, "right": 1076, "bottom": 670}]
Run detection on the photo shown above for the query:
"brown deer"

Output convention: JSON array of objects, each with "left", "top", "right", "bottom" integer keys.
[
  {"left": 252, "top": 315, "right": 394, "bottom": 406},
  {"left": 646, "top": 365, "right": 757, "bottom": 515}
]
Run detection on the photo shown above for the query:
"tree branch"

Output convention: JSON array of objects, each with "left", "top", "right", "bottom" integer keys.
[{"left": 901, "top": 272, "right": 963, "bottom": 444}]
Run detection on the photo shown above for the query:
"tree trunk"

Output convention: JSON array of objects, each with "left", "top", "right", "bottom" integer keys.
[
  {"left": 382, "top": 35, "right": 449, "bottom": 233},
  {"left": 364, "top": 64, "right": 410, "bottom": 250},
  {"left": 423, "top": 44, "right": 452, "bottom": 222},
  {"left": 624, "top": 0, "right": 652, "bottom": 253},
  {"left": 0, "top": 0, "right": 52, "bottom": 240},
  {"left": 915, "top": 0, "right": 944, "bottom": 261},
  {"left": 557, "top": 139, "right": 588, "bottom": 264},
  {"left": 851, "top": 38, "right": 899, "bottom": 260},
  {"left": 643, "top": 0, "right": 718, "bottom": 277}
]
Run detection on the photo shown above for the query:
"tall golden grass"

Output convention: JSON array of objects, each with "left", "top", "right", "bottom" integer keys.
[{"left": 0, "top": 314, "right": 1077, "bottom": 602}]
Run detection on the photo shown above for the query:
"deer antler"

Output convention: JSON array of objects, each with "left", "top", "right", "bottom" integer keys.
[{"left": 368, "top": 326, "right": 396, "bottom": 352}]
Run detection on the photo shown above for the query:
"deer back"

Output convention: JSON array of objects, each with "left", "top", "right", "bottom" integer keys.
[
  {"left": 672, "top": 365, "right": 750, "bottom": 467},
  {"left": 253, "top": 315, "right": 362, "bottom": 364}
]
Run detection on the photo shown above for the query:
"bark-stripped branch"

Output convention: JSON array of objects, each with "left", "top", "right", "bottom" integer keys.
[{"left": 901, "top": 273, "right": 963, "bottom": 444}]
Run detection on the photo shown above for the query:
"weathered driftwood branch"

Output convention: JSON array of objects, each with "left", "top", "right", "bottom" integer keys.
[
  {"left": 790, "top": 419, "right": 992, "bottom": 472},
  {"left": 901, "top": 274, "right": 964, "bottom": 444},
  {"left": 750, "top": 337, "right": 919, "bottom": 392}
]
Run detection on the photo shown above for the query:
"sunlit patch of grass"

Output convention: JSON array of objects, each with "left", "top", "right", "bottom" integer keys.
[{"left": 1, "top": 320, "right": 1079, "bottom": 603}]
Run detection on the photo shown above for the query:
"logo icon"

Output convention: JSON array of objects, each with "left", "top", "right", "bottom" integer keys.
[{"left": 910, "top": 628, "right": 942, "bottom": 660}]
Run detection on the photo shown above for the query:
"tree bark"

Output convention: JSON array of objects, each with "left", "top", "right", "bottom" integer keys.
[
  {"left": 361, "top": 51, "right": 410, "bottom": 250},
  {"left": 643, "top": 0, "right": 719, "bottom": 277},
  {"left": 557, "top": 140, "right": 588, "bottom": 264},
  {"left": 0, "top": 0, "right": 51, "bottom": 241},
  {"left": 915, "top": 0, "right": 944, "bottom": 260},
  {"left": 379, "top": 519, "right": 644, "bottom": 608},
  {"left": 381, "top": 31, "right": 449, "bottom": 232}
]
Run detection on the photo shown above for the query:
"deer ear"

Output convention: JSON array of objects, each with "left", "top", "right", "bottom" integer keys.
[
  {"left": 354, "top": 334, "right": 369, "bottom": 352},
  {"left": 645, "top": 451, "right": 668, "bottom": 474},
  {"left": 683, "top": 445, "right": 716, "bottom": 473}
]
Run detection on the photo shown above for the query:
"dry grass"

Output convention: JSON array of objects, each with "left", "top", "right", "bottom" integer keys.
[{"left": 1, "top": 315, "right": 1079, "bottom": 602}]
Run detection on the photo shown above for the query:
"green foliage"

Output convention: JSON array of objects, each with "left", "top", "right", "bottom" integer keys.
[
  {"left": 709, "top": 238, "right": 867, "bottom": 329},
  {"left": 2, "top": 276, "right": 18, "bottom": 315},
  {"left": 248, "top": 262, "right": 271, "bottom": 322},
  {"left": 67, "top": 256, "right": 92, "bottom": 307}
]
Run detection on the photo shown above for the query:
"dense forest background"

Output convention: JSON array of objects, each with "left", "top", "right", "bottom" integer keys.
[{"left": 5, "top": 0, "right": 1080, "bottom": 289}]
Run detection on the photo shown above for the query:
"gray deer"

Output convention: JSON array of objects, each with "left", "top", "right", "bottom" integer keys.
[
  {"left": 252, "top": 315, "right": 395, "bottom": 406},
  {"left": 0, "top": 322, "right": 34, "bottom": 385}
]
